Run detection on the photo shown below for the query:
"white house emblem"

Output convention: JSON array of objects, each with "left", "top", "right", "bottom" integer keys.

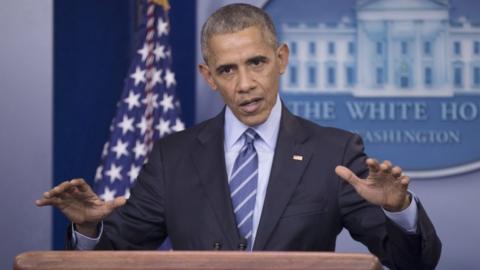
[{"left": 265, "top": 0, "right": 480, "bottom": 178}]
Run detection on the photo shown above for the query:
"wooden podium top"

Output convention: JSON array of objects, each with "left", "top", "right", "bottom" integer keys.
[{"left": 14, "top": 251, "right": 381, "bottom": 270}]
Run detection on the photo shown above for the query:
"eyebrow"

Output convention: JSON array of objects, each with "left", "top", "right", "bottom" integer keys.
[
  {"left": 246, "top": 55, "right": 268, "bottom": 64},
  {"left": 214, "top": 55, "right": 270, "bottom": 74}
]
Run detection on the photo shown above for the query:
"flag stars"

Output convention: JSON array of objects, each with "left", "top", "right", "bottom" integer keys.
[
  {"left": 153, "top": 44, "right": 166, "bottom": 61},
  {"left": 95, "top": 165, "right": 103, "bottom": 182},
  {"left": 130, "top": 66, "right": 146, "bottom": 86},
  {"left": 105, "top": 163, "right": 123, "bottom": 183},
  {"left": 165, "top": 69, "right": 176, "bottom": 88},
  {"left": 165, "top": 47, "right": 172, "bottom": 58},
  {"left": 100, "top": 186, "right": 117, "bottom": 201},
  {"left": 157, "top": 18, "right": 169, "bottom": 36},
  {"left": 128, "top": 164, "right": 141, "bottom": 183},
  {"left": 151, "top": 68, "right": 163, "bottom": 86},
  {"left": 137, "top": 43, "right": 151, "bottom": 62},
  {"left": 159, "top": 93, "right": 174, "bottom": 113},
  {"left": 124, "top": 91, "right": 141, "bottom": 110},
  {"left": 133, "top": 140, "right": 147, "bottom": 159},
  {"left": 136, "top": 116, "right": 149, "bottom": 135},
  {"left": 118, "top": 116, "right": 135, "bottom": 135},
  {"left": 101, "top": 142, "right": 110, "bottom": 158},
  {"left": 156, "top": 118, "right": 171, "bottom": 137},
  {"left": 142, "top": 93, "right": 159, "bottom": 109},
  {"left": 171, "top": 118, "right": 185, "bottom": 132},
  {"left": 112, "top": 139, "right": 129, "bottom": 159}
]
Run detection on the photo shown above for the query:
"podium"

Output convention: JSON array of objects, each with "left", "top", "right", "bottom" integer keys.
[{"left": 14, "top": 251, "right": 381, "bottom": 270}]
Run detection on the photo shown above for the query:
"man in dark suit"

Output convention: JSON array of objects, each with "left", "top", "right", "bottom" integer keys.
[{"left": 37, "top": 3, "right": 441, "bottom": 269}]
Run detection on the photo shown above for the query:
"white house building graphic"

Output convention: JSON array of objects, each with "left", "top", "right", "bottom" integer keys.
[
  {"left": 279, "top": 0, "right": 480, "bottom": 97},
  {"left": 264, "top": 0, "right": 480, "bottom": 178}
]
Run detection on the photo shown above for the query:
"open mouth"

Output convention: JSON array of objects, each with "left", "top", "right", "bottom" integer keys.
[{"left": 239, "top": 97, "right": 263, "bottom": 113}]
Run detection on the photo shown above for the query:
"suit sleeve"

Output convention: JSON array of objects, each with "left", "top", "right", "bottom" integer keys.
[
  {"left": 338, "top": 133, "right": 441, "bottom": 270},
  {"left": 94, "top": 141, "right": 168, "bottom": 250}
]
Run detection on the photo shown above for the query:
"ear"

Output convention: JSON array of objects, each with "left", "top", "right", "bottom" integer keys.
[
  {"left": 276, "top": 43, "right": 290, "bottom": 75},
  {"left": 198, "top": 63, "right": 218, "bottom": 90}
]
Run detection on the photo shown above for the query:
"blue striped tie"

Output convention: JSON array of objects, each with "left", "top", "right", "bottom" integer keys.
[{"left": 229, "top": 128, "right": 258, "bottom": 251}]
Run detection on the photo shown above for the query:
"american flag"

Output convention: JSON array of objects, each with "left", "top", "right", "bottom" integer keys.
[{"left": 94, "top": 0, "right": 184, "bottom": 201}]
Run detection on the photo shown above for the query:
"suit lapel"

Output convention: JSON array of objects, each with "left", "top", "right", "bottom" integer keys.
[
  {"left": 191, "top": 111, "right": 240, "bottom": 249},
  {"left": 253, "top": 107, "right": 312, "bottom": 250}
]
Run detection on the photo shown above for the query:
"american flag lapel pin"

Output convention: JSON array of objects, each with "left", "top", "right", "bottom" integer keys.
[{"left": 293, "top": 155, "right": 303, "bottom": 161}]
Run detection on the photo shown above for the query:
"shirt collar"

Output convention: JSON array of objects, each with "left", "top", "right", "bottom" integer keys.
[{"left": 224, "top": 95, "right": 282, "bottom": 151}]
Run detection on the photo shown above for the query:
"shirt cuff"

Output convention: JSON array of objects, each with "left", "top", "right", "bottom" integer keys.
[
  {"left": 72, "top": 222, "right": 103, "bottom": 250},
  {"left": 383, "top": 192, "right": 418, "bottom": 234}
]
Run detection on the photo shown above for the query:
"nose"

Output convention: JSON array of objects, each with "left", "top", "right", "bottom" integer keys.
[{"left": 237, "top": 68, "right": 255, "bottom": 93}]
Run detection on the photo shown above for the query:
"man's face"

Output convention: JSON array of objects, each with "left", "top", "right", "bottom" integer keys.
[{"left": 199, "top": 26, "right": 289, "bottom": 126}]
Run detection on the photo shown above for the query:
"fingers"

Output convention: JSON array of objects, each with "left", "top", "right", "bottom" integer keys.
[
  {"left": 43, "top": 178, "right": 88, "bottom": 197},
  {"left": 367, "top": 158, "right": 410, "bottom": 185},
  {"left": 42, "top": 180, "right": 71, "bottom": 199},
  {"left": 366, "top": 158, "right": 406, "bottom": 180},
  {"left": 36, "top": 178, "right": 90, "bottom": 207},
  {"left": 399, "top": 175, "right": 410, "bottom": 186},
  {"left": 379, "top": 160, "right": 392, "bottom": 174},
  {"left": 391, "top": 166, "right": 402, "bottom": 178},
  {"left": 35, "top": 197, "right": 56, "bottom": 207},
  {"left": 335, "top": 166, "right": 360, "bottom": 186},
  {"left": 368, "top": 159, "right": 401, "bottom": 178},
  {"left": 366, "top": 158, "right": 380, "bottom": 174},
  {"left": 36, "top": 196, "right": 63, "bottom": 207},
  {"left": 70, "top": 178, "right": 92, "bottom": 193}
]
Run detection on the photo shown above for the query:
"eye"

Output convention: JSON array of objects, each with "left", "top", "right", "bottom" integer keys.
[
  {"left": 252, "top": 59, "right": 263, "bottom": 66},
  {"left": 217, "top": 65, "right": 235, "bottom": 76},
  {"left": 249, "top": 56, "right": 267, "bottom": 68},
  {"left": 221, "top": 66, "right": 233, "bottom": 74}
]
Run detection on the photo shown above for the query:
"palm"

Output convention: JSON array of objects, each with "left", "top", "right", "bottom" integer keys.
[
  {"left": 335, "top": 159, "right": 410, "bottom": 212},
  {"left": 57, "top": 187, "right": 109, "bottom": 224}
]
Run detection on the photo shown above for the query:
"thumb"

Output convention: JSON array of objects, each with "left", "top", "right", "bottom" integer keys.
[
  {"left": 335, "top": 166, "right": 360, "bottom": 186},
  {"left": 106, "top": 196, "right": 127, "bottom": 210}
]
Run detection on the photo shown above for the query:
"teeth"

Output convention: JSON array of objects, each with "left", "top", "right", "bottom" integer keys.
[
  {"left": 240, "top": 99, "right": 260, "bottom": 113},
  {"left": 242, "top": 99, "right": 259, "bottom": 106}
]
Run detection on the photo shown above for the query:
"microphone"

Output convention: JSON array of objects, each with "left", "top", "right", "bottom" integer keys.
[
  {"left": 238, "top": 238, "right": 247, "bottom": 251},
  {"left": 213, "top": 241, "right": 222, "bottom": 250}
]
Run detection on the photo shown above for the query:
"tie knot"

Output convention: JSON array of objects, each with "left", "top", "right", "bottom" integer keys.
[{"left": 244, "top": 128, "right": 257, "bottom": 145}]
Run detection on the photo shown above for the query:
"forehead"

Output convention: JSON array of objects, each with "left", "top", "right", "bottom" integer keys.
[{"left": 207, "top": 27, "right": 274, "bottom": 66}]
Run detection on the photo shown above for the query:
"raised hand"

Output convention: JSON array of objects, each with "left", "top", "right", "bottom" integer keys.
[
  {"left": 36, "top": 178, "right": 126, "bottom": 236},
  {"left": 335, "top": 158, "right": 411, "bottom": 212}
]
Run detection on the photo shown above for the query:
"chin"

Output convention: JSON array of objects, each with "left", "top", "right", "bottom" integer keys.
[{"left": 240, "top": 114, "right": 268, "bottom": 127}]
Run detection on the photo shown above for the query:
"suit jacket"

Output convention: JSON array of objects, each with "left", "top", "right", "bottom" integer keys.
[{"left": 86, "top": 106, "right": 440, "bottom": 269}]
